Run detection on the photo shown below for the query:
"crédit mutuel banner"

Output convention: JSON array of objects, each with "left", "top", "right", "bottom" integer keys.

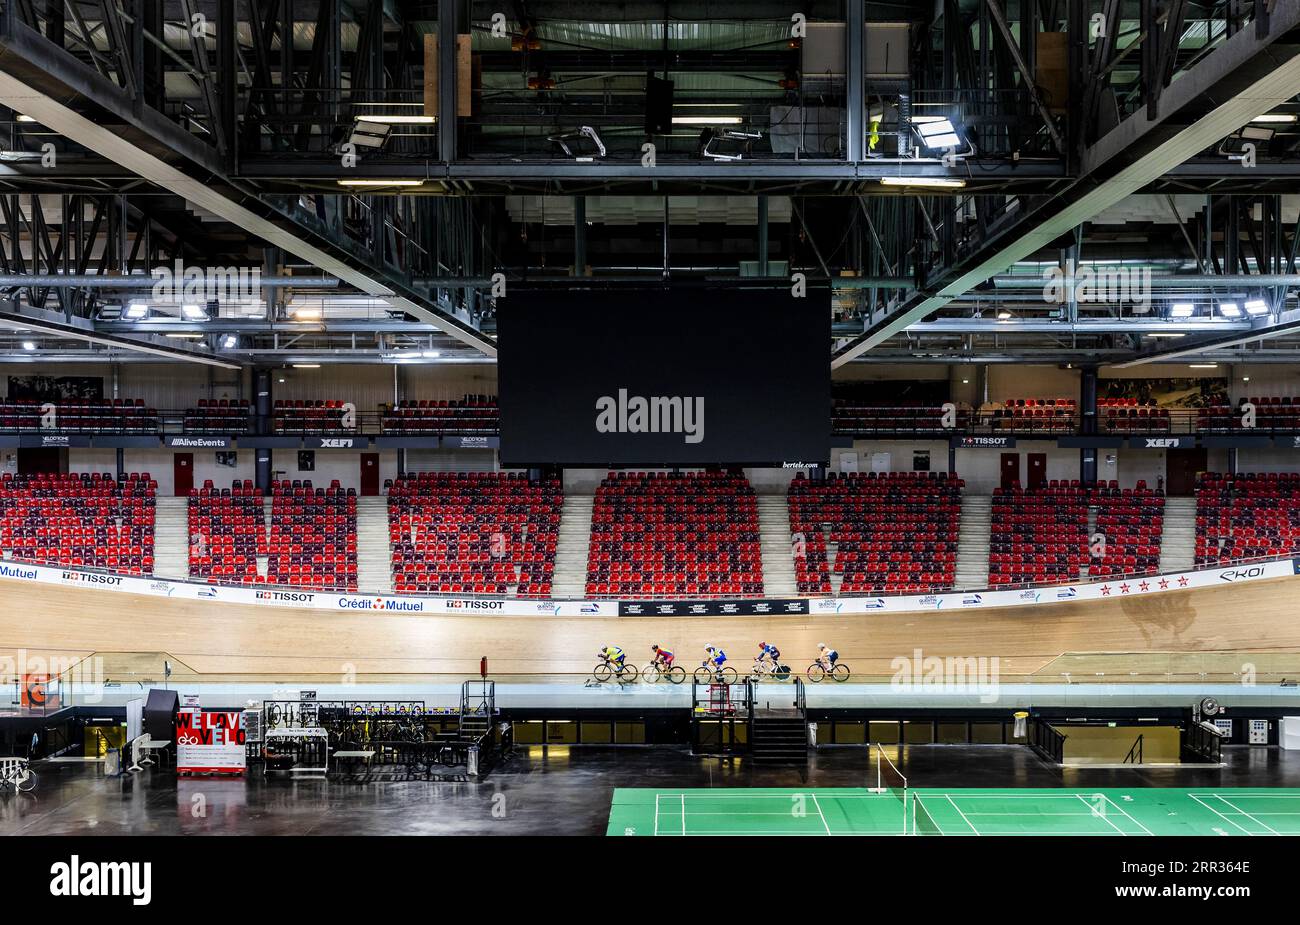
[{"left": 0, "top": 557, "right": 1293, "bottom": 618}]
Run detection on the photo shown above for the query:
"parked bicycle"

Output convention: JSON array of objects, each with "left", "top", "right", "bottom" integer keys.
[
  {"left": 0, "top": 758, "right": 35, "bottom": 793},
  {"left": 593, "top": 656, "right": 640, "bottom": 683},
  {"left": 806, "top": 660, "right": 851, "bottom": 682}
]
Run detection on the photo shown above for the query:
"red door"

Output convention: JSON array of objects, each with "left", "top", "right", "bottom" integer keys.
[
  {"left": 174, "top": 453, "right": 193, "bottom": 496},
  {"left": 360, "top": 453, "right": 379, "bottom": 496},
  {"left": 1027, "top": 453, "right": 1047, "bottom": 491},
  {"left": 1166, "top": 448, "right": 1208, "bottom": 496},
  {"left": 999, "top": 453, "right": 1020, "bottom": 490}
]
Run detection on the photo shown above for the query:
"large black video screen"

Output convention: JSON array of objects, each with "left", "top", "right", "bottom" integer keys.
[{"left": 498, "top": 287, "right": 829, "bottom": 466}]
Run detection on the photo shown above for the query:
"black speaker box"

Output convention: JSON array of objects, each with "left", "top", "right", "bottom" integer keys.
[
  {"left": 144, "top": 688, "right": 179, "bottom": 742},
  {"left": 645, "top": 75, "right": 674, "bottom": 135}
]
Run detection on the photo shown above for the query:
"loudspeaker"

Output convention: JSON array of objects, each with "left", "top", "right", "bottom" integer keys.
[
  {"left": 144, "top": 688, "right": 179, "bottom": 742},
  {"left": 645, "top": 75, "right": 674, "bottom": 135}
]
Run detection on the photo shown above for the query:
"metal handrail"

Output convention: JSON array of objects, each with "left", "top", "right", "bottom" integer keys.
[{"left": 1123, "top": 734, "right": 1144, "bottom": 765}]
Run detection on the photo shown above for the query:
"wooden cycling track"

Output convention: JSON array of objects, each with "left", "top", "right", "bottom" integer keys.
[{"left": 3, "top": 572, "right": 1300, "bottom": 681}]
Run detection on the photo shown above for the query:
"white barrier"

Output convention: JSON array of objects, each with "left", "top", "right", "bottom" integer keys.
[{"left": 0, "top": 557, "right": 1293, "bottom": 618}]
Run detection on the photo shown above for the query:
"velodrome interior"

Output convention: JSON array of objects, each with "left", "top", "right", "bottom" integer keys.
[{"left": 1, "top": 0, "right": 1300, "bottom": 849}]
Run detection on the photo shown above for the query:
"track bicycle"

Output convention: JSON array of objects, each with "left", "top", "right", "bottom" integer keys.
[
  {"left": 0, "top": 758, "right": 35, "bottom": 793},
  {"left": 806, "top": 659, "right": 851, "bottom": 682},
  {"left": 592, "top": 656, "right": 640, "bottom": 683},
  {"left": 747, "top": 657, "right": 791, "bottom": 683},
  {"left": 642, "top": 660, "right": 686, "bottom": 684},
  {"left": 693, "top": 662, "right": 739, "bottom": 685}
]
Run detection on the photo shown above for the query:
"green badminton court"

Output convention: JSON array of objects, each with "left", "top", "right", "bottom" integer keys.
[{"left": 606, "top": 788, "right": 1300, "bottom": 836}]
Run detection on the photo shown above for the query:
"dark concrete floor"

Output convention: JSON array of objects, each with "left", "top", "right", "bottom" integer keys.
[{"left": 2, "top": 745, "right": 1298, "bottom": 836}]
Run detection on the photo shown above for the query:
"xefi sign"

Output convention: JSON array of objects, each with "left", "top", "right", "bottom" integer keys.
[{"left": 497, "top": 288, "right": 830, "bottom": 466}]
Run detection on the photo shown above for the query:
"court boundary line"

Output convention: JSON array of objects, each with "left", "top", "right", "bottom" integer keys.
[
  {"left": 1098, "top": 794, "right": 1156, "bottom": 836},
  {"left": 1187, "top": 794, "right": 1257, "bottom": 836},
  {"left": 1077, "top": 793, "right": 1128, "bottom": 836},
  {"left": 1207, "top": 794, "right": 1282, "bottom": 836},
  {"left": 810, "top": 794, "right": 833, "bottom": 836},
  {"left": 625, "top": 788, "right": 1300, "bottom": 837},
  {"left": 946, "top": 795, "right": 981, "bottom": 835}
]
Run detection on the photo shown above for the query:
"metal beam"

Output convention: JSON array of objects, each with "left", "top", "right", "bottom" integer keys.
[
  {"left": 845, "top": 0, "right": 864, "bottom": 163},
  {"left": 0, "top": 306, "right": 241, "bottom": 368},
  {"left": 0, "top": 69, "right": 497, "bottom": 356},
  {"left": 983, "top": 0, "right": 1065, "bottom": 153},
  {"left": 1113, "top": 313, "right": 1300, "bottom": 367},
  {"left": 0, "top": 274, "right": 337, "bottom": 288},
  {"left": 831, "top": 0, "right": 1300, "bottom": 369}
]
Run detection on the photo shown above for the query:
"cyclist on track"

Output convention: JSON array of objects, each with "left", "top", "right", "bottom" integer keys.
[
  {"left": 598, "top": 645, "right": 627, "bottom": 671},
  {"left": 650, "top": 644, "right": 675, "bottom": 669},
  {"left": 757, "top": 640, "right": 781, "bottom": 668},
  {"left": 703, "top": 645, "right": 728, "bottom": 670},
  {"left": 815, "top": 643, "right": 840, "bottom": 672}
]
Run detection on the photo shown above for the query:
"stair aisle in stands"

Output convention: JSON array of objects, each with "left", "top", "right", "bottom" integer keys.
[
  {"left": 758, "top": 495, "right": 796, "bottom": 597},
  {"left": 953, "top": 495, "right": 992, "bottom": 590},
  {"left": 552, "top": 495, "right": 594, "bottom": 598},
  {"left": 1159, "top": 496, "right": 1197, "bottom": 574},
  {"left": 152, "top": 496, "right": 189, "bottom": 581},
  {"left": 357, "top": 496, "right": 394, "bottom": 593}
]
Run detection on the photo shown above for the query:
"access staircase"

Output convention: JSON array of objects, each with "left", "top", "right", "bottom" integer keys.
[
  {"left": 952, "top": 495, "right": 991, "bottom": 590},
  {"left": 552, "top": 494, "right": 593, "bottom": 597}
]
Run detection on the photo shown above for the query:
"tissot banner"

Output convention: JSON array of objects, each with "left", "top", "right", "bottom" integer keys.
[
  {"left": 952, "top": 435, "right": 1016, "bottom": 448},
  {"left": 497, "top": 287, "right": 830, "bottom": 466}
]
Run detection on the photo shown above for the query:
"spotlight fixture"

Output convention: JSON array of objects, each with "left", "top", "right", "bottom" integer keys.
[
  {"left": 181, "top": 303, "right": 208, "bottom": 321},
  {"left": 548, "top": 126, "right": 606, "bottom": 161},
  {"left": 347, "top": 119, "right": 391, "bottom": 150},
  {"left": 699, "top": 128, "right": 762, "bottom": 162},
  {"left": 123, "top": 302, "right": 150, "bottom": 320},
  {"left": 1218, "top": 302, "right": 1241, "bottom": 317},
  {"left": 222, "top": 334, "right": 238, "bottom": 349},
  {"left": 1219, "top": 125, "right": 1274, "bottom": 159},
  {"left": 1244, "top": 298, "right": 1269, "bottom": 316},
  {"left": 21, "top": 340, "right": 35, "bottom": 351},
  {"left": 914, "top": 117, "right": 962, "bottom": 150},
  {"left": 1169, "top": 302, "right": 1195, "bottom": 318}
]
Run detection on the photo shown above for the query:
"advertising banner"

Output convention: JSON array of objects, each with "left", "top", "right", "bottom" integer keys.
[
  {"left": 618, "top": 598, "right": 810, "bottom": 616},
  {"left": 0, "top": 555, "right": 1293, "bottom": 619},
  {"left": 951, "top": 435, "right": 1016, "bottom": 448},
  {"left": 176, "top": 709, "right": 246, "bottom": 774}
]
